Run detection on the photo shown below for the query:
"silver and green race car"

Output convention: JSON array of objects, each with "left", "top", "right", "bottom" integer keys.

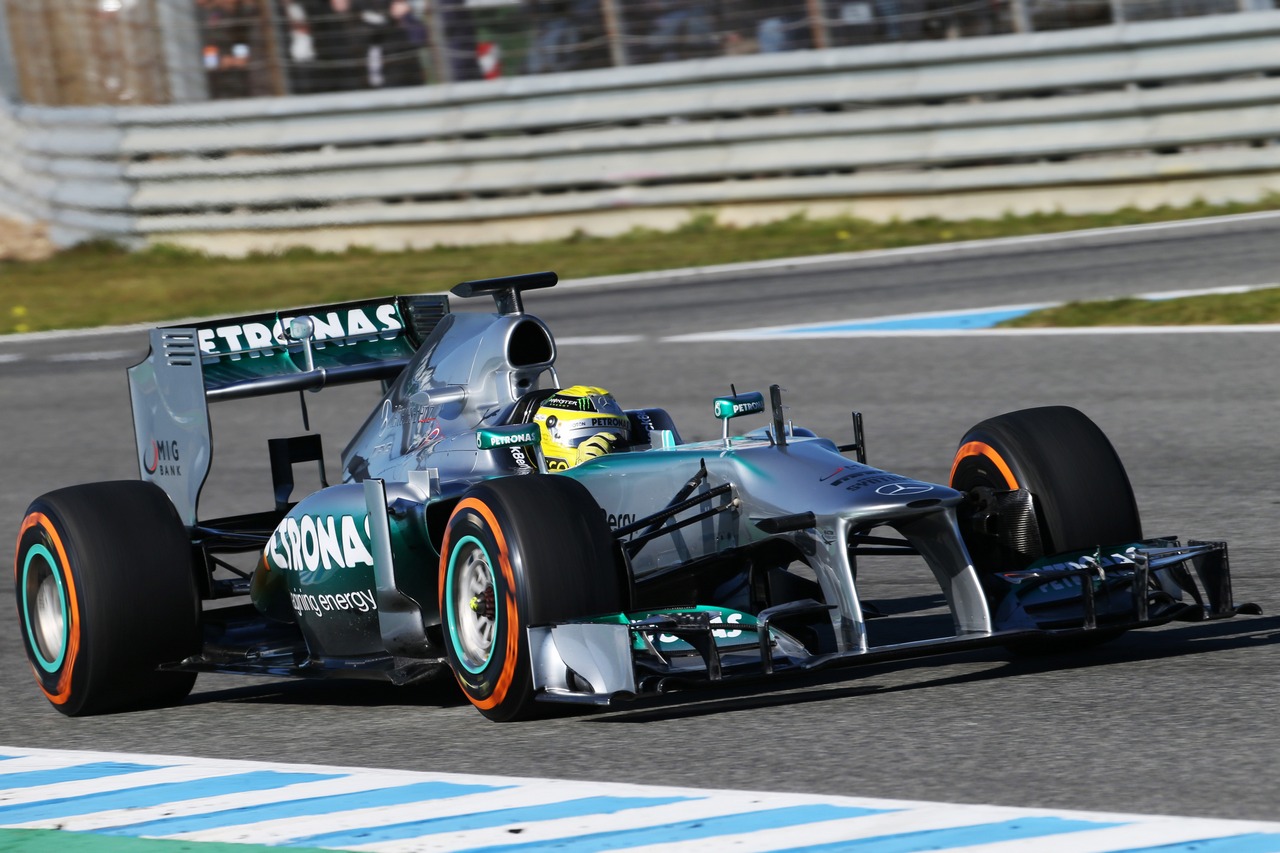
[{"left": 14, "top": 272, "right": 1260, "bottom": 721}]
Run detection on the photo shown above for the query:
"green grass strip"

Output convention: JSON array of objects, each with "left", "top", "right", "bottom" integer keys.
[
  {"left": 1001, "top": 287, "right": 1280, "bottom": 327},
  {"left": 0, "top": 828, "right": 335, "bottom": 852},
  {"left": 4, "top": 196, "right": 1280, "bottom": 335}
]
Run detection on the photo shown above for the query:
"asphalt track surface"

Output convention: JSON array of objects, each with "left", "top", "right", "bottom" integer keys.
[{"left": 2, "top": 213, "right": 1280, "bottom": 823}]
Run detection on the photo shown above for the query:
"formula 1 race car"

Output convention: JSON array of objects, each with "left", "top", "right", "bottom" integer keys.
[{"left": 14, "top": 272, "right": 1261, "bottom": 721}]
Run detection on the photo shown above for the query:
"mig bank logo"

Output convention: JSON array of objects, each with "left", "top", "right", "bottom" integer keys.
[{"left": 143, "top": 439, "right": 181, "bottom": 477}]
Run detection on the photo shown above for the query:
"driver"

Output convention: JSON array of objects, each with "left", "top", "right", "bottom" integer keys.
[{"left": 532, "top": 385, "right": 630, "bottom": 470}]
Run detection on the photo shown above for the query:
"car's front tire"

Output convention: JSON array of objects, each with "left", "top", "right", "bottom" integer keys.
[
  {"left": 439, "top": 474, "right": 622, "bottom": 722},
  {"left": 951, "top": 406, "right": 1144, "bottom": 651},
  {"left": 951, "top": 405, "right": 1142, "bottom": 566},
  {"left": 15, "top": 481, "right": 201, "bottom": 716}
]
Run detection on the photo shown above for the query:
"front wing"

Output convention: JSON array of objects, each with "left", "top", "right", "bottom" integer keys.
[{"left": 528, "top": 539, "right": 1260, "bottom": 707}]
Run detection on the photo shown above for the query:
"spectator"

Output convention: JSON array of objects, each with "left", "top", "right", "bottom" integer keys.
[
  {"left": 302, "top": 0, "right": 372, "bottom": 91},
  {"left": 525, "top": 0, "right": 607, "bottom": 74},
  {"left": 282, "top": 1, "right": 318, "bottom": 94},
  {"left": 525, "top": 0, "right": 574, "bottom": 74},
  {"left": 650, "top": 0, "right": 715, "bottom": 63},
  {"left": 437, "top": 0, "right": 483, "bottom": 81},
  {"left": 197, "top": 0, "right": 258, "bottom": 99},
  {"left": 755, "top": 0, "right": 811, "bottom": 53},
  {"left": 719, "top": 2, "right": 760, "bottom": 54},
  {"left": 376, "top": 0, "right": 426, "bottom": 87},
  {"left": 874, "top": 0, "right": 905, "bottom": 40}
]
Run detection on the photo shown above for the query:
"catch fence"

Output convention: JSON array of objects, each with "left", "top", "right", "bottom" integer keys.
[
  {"left": 0, "top": 0, "right": 1272, "bottom": 106},
  {"left": 2, "top": 7, "right": 1280, "bottom": 250}
]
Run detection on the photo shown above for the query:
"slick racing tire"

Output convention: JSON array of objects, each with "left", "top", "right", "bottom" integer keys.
[
  {"left": 439, "top": 474, "right": 622, "bottom": 722},
  {"left": 15, "top": 481, "right": 201, "bottom": 716},
  {"left": 951, "top": 407, "right": 1142, "bottom": 653},
  {"left": 951, "top": 405, "right": 1142, "bottom": 567}
]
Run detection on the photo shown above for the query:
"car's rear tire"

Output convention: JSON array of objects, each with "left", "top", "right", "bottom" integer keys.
[
  {"left": 15, "top": 481, "right": 201, "bottom": 716},
  {"left": 951, "top": 405, "right": 1142, "bottom": 565},
  {"left": 439, "top": 474, "right": 622, "bottom": 722}
]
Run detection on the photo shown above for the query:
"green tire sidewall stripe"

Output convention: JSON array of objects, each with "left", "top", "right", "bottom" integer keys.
[
  {"left": 444, "top": 533, "right": 499, "bottom": 675},
  {"left": 21, "top": 542, "right": 68, "bottom": 674}
]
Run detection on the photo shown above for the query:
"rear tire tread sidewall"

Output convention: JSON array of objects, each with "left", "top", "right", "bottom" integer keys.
[{"left": 14, "top": 481, "right": 200, "bottom": 716}]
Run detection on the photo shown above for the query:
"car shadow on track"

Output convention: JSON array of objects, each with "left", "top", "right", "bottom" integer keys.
[
  {"left": 585, "top": 613, "right": 1280, "bottom": 724},
  {"left": 168, "top": 612, "right": 1280, "bottom": 719},
  {"left": 181, "top": 673, "right": 470, "bottom": 711}
]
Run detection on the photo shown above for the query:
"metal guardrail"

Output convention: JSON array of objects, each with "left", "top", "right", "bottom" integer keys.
[{"left": 4, "top": 12, "right": 1280, "bottom": 248}]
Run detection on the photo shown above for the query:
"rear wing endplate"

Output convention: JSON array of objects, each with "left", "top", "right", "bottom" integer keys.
[{"left": 127, "top": 294, "right": 448, "bottom": 525}]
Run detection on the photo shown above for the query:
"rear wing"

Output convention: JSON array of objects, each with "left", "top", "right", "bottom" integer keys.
[{"left": 127, "top": 294, "right": 449, "bottom": 525}]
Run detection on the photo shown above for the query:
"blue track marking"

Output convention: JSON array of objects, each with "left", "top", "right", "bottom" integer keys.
[
  {"left": 100, "top": 780, "right": 509, "bottom": 837},
  {"left": 288, "top": 795, "right": 690, "bottom": 848},
  {"left": 761, "top": 307, "right": 1041, "bottom": 334},
  {"left": 780, "top": 816, "right": 1123, "bottom": 851},
  {"left": 663, "top": 284, "right": 1280, "bottom": 343},
  {"left": 458, "top": 804, "right": 896, "bottom": 853},
  {"left": 0, "top": 771, "right": 339, "bottom": 823},
  {"left": 1115, "top": 834, "right": 1280, "bottom": 852},
  {"left": 661, "top": 304, "right": 1057, "bottom": 342},
  {"left": 0, "top": 762, "right": 164, "bottom": 789},
  {"left": 4, "top": 748, "right": 1280, "bottom": 852}
]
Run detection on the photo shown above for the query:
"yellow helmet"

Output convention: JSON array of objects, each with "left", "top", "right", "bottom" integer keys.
[{"left": 533, "top": 385, "right": 629, "bottom": 470}]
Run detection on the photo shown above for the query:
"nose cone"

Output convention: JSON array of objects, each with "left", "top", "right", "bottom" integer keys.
[
  {"left": 835, "top": 476, "right": 964, "bottom": 521},
  {"left": 868, "top": 479, "right": 961, "bottom": 505}
]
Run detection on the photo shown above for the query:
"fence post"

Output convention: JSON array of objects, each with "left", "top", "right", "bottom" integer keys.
[
  {"left": 600, "top": 0, "right": 628, "bottom": 67},
  {"left": 806, "top": 0, "right": 830, "bottom": 49},
  {"left": 424, "top": 0, "right": 453, "bottom": 83},
  {"left": 1009, "top": 0, "right": 1032, "bottom": 31},
  {"left": 257, "top": 0, "right": 287, "bottom": 95},
  {"left": 155, "top": 0, "right": 208, "bottom": 103}
]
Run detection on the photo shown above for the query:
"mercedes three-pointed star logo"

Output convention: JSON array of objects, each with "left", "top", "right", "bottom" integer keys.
[{"left": 875, "top": 482, "right": 934, "bottom": 496}]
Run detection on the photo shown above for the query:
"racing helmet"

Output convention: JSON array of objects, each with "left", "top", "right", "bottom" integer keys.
[{"left": 533, "top": 385, "right": 630, "bottom": 470}]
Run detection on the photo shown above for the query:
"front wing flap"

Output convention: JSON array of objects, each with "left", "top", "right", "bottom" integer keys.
[{"left": 528, "top": 539, "right": 1260, "bottom": 707}]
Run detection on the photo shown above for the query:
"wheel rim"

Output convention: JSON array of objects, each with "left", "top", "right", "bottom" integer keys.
[
  {"left": 22, "top": 544, "right": 68, "bottom": 673},
  {"left": 446, "top": 536, "right": 499, "bottom": 673}
]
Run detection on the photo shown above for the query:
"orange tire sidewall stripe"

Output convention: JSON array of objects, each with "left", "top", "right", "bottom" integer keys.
[
  {"left": 439, "top": 497, "right": 520, "bottom": 711},
  {"left": 15, "top": 512, "right": 80, "bottom": 706},
  {"left": 951, "top": 441, "right": 1020, "bottom": 490}
]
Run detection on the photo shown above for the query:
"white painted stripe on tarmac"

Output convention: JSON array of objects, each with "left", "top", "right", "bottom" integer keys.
[
  {"left": 47, "top": 349, "right": 135, "bottom": 362},
  {"left": 166, "top": 784, "right": 637, "bottom": 845},
  {"left": 937, "top": 820, "right": 1272, "bottom": 853},
  {"left": 557, "top": 335, "right": 646, "bottom": 345},
  {"left": 0, "top": 765, "right": 246, "bottom": 810},
  {"left": 661, "top": 303, "right": 1051, "bottom": 341},
  {"left": 608, "top": 806, "right": 1038, "bottom": 853},
  {"left": 20, "top": 773, "right": 432, "bottom": 832},
  {"left": 0, "top": 321, "right": 176, "bottom": 345},
  {"left": 664, "top": 324, "right": 1280, "bottom": 341},
  {"left": 2, "top": 747, "right": 1280, "bottom": 853},
  {"left": 333, "top": 794, "right": 856, "bottom": 853},
  {"left": 1139, "top": 282, "right": 1279, "bottom": 300}
]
